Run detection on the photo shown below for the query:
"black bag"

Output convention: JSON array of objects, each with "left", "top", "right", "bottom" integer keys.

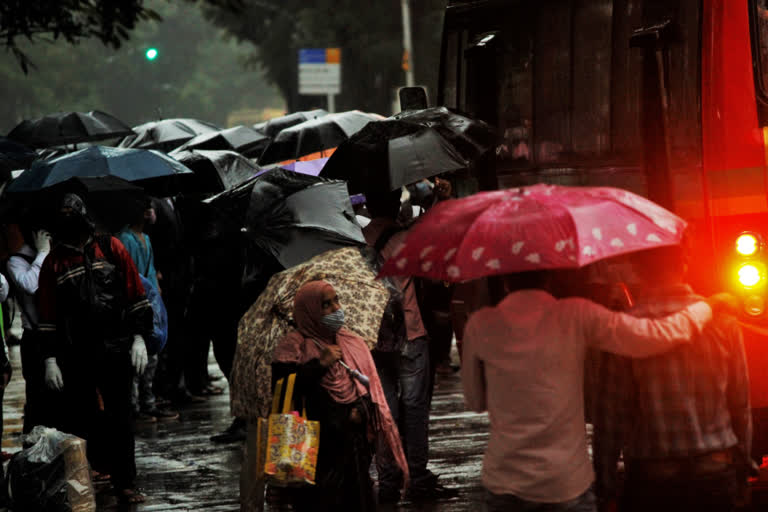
[{"left": 372, "top": 227, "right": 408, "bottom": 353}]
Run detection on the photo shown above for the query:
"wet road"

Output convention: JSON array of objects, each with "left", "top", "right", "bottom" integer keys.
[{"left": 2, "top": 345, "right": 489, "bottom": 511}]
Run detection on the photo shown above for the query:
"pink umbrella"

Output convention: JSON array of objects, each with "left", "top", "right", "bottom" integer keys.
[{"left": 379, "top": 184, "right": 687, "bottom": 282}]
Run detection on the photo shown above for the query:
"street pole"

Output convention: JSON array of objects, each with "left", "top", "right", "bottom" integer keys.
[
  {"left": 327, "top": 93, "right": 335, "bottom": 113},
  {"left": 401, "top": 0, "right": 415, "bottom": 86}
]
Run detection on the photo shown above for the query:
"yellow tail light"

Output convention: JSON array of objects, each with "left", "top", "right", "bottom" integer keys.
[{"left": 738, "top": 264, "right": 762, "bottom": 287}]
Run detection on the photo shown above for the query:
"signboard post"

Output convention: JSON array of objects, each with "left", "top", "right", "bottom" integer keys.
[{"left": 299, "top": 48, "right": 341, "bottom": 113}]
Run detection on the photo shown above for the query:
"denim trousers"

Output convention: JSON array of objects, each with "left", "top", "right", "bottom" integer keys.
[
  {"left": 483, "top": 487, "right": 596, "bottom": 512},
  {"left": 374, "top": 337, "right": 432, "bottom": 490},
  {"left": 132, "top": 353, "right": 158, "bottom": 412}
]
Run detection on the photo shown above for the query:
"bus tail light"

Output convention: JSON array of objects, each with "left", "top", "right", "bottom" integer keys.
[
  {"left": 736, "top": 233, "right": 760, "bottom": 256},
  {"left": 738, "top": 263, "right": 763, "bottom": 288}
]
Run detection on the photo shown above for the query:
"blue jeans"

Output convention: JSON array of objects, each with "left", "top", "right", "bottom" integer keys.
[
  {"left": 374, "top": 337, "right": 432, "bottom": 490},
  {"left": 484, "top": 487, "right": 596, "bottom": 512}
]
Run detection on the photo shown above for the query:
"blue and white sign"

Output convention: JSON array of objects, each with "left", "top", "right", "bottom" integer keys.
[{"left": 299, "top": 48, "right": 341, "bottom": 96}]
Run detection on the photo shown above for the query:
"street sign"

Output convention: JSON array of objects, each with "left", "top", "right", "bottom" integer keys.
[{"left": 299, "top": 48, "right": 341, "bottom": 96}]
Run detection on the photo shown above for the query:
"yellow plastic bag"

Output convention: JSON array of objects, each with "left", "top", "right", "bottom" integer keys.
[{"left": 263, "top": 373, "right": 320, "bottom": 486}]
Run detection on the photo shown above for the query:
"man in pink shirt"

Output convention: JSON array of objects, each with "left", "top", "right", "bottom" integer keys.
[
  {"left": 363, "top": 190, "right": 455, "bottom": 503},
  {"left": 462, "top": 270, "right": 731, "bottom": 511}
]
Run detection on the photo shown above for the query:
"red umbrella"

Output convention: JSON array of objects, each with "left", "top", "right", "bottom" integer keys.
[{"left": 379, "top": 184, "right": 687, "bottom": 282}]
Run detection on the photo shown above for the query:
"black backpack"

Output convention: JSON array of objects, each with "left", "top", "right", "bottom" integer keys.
[{"left": 372, "top": 227, "right": 408, "bottom": 353}]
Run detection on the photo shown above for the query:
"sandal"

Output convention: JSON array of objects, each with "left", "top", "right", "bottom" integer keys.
[{"left": 116, "top": 488, "right": 146, "bottom": 504}]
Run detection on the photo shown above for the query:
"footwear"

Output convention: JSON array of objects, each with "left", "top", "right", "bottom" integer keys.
[
  {"left": 144, "top": 407, "right": 180, "bottom": 421},
  {"left": 135, "top": 411, "right": 157, "bottom": 424},
  {"left": 405, "top": 482, "right": 459, "bottom": 502},
  {"left": 210, "top": 418, "right": 247, "bottom": 443},
  {"left": 170, "top": 390, "right": 206, "bottom": 406},
  {"left": 116, "top": 488, "right": 146, "bottom": 504},
  {"left": 378, "top": 487, "right": 401, "bottom": 505}
]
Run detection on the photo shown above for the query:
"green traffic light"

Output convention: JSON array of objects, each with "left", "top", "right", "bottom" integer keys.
[{"left": 145, "top": 48, "right": 158, "bottom": 60}]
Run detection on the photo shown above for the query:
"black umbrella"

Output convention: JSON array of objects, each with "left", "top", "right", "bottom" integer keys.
[
  {"left": 170, "top": 149, "right": 261, "bottom": 193},
  {"left": 321, "top": 107, "right": 496, "bottom": 193},
  {"left": 254, "top": 109, "right": 328, "bottom": 138},
  {"left": 7, "top": 146, "right": 194, "bottom": 196},
  {"left": 6, "top": 110, "right": 134, "bottom": 148},
  {"left": 118, "top": 118, "right": 221, "bottom": 152},
  {"left": 258, "top": 110, "right": 382, "bottom": 165},
  {"left": 205, "top": 168, "right": 365, "bottom": 268},
  {"left": 173, "top": 125, "right": 269, "bottom": 158},
  {"left": 2, "top": 175, "right": 146, "bottom": 233}
]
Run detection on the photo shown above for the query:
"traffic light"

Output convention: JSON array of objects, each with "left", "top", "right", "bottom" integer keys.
[{"left": 145, "top": 48, "right": 159, "bottom": 61}]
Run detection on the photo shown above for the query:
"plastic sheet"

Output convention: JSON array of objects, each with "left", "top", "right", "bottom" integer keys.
[{"left": 7, "top": 426, "right": 95, "bottom": 512}]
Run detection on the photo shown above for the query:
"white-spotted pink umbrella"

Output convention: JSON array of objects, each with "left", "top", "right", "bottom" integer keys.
[{"left": 379, "top": 184, "right": 687, "bottom": 282}]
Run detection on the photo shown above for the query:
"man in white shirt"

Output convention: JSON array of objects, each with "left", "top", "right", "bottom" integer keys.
[
  {"left": 462, "top": 270, "right": 735, "bottom": 511},
  {"left": 6, "top": 227, "right": 50, "bottom": 432}
]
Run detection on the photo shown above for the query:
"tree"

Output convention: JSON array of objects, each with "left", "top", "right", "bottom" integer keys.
[
  {"left": 0, "top": 0, "right": 243, "bottom": 72},
  {"left": 0, "top": 0, "right": 283, "bottom": 133},
  {"left": 203, "top": 0, "right": 446, "bottom": 115}
]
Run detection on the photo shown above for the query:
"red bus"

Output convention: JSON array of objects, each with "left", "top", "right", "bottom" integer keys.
[{"left": 438, "top": 0, "right": 768, "bottom": 447}]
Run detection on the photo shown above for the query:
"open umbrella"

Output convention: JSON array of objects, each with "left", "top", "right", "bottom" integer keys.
[
  {"left": 170, "top": 149, "right": 261, "bottom": 193},
  {"left": 258, "top": 111, "right": 382, "bottom": 165},
  {"left": 0, "top": 137, "right": 37, "bottom": 181},
  {"left": 230, "top": 246, "right": 389, "bottom": 420},
  {"left": 118, "top": 118, "right": 221, "bottom": 152},
  {"left": 205, "top": 168, "right": 365, "bottom": 268},
  {"left": 7, "top": 111, "right": 134, "bottom": 148},
  {"left": 321, "top": 106, "right": 496, "bottom": 193},
  {"left": 7, "top": 145, "right": 194, "bottom": 195},
  {"left": 173, "top": 125, "right": 270, "bottom": 158},
  {"left": 254, "top": 109, "right": 328, "bottom": 138},
  {"left": 379, "top": 184, "right": 687, "bottom": 282}
]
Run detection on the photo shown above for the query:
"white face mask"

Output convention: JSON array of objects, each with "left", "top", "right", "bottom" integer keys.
[{"left": 320, "top": 309, "right": 345, "bottom": 332}]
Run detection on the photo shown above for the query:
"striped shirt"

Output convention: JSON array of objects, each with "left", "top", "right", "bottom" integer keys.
[{"left": 593, "top": 284, "right": 751, "bottom": 498}]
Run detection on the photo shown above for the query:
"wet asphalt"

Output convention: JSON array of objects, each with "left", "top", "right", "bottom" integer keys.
[{"left": 2, "top": 344, "right": 489, "bottom": 511}]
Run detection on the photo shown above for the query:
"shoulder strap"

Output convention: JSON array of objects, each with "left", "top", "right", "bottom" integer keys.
[{"left": 95, "top": 234, "right": 114, "bottom": 264}]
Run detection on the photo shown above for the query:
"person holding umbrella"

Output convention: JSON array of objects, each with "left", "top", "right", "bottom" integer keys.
[{"left": 37, "top": 193, "right": 152, "bottom": 504}]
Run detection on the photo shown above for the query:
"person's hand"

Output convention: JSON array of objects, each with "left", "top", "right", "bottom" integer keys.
[
  {"left": 434, "top": 178, "right": 452, "bottom": 201},
  {"left": 319, "top": 345, "right": 342, "bottom": 367},
  {"left": 349, "top": 407, "right": 362, "bottom": 424},
  {"left": 34, "top": 230, "right": 52, "bottom": 254},
  {"left": 44, "top": 357, "right": 63, "bottom": 391},
  {"left": 130, "top": 335, "right": 148, "bottom": 375},
  {"left": 706, "top": 293, "right": 740, "bottom": 315}
]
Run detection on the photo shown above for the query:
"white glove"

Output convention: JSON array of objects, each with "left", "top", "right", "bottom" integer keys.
[
  {"left": 44, "top": 357, "right": 63, "bottom": 391},
  {"left": 130, "top": 335, "right": 148, "bottom": 375},
  {"left": 34, "top": 230, "right": 52, "bottom": 254}
]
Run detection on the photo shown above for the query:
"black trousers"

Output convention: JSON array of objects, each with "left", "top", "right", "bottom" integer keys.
[
  {"left": 58, "top": 350, "right": 136, "bottom": 490},
  {"left": 184, "top": 295, "right": 238, "bottom": 392},
  {"left": 622, "top": 465, "right": 740, "bottom": 512},
  {"left": 20, "top": 330, "right": 51, "bottom": 433}
]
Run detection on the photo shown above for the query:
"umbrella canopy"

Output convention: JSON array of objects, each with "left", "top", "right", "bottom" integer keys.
[
  {"left": 255, "top": 109, "right": 328, "bottom": 138},
  {"left": 379, "top": 184, "right": 687, "bottom": 283},
  {"left": 322, "top": 107, "right": 496, "bottom": 193},
  {"left": 280, "top": 157, "right": 329, "bottom": 176},
  {"left": 258, "top": 110, "right": 382, "bottom": 165},
  {"left": 173, "top": 125, "right": 270, "bottom": 158},
  {"left": 170, "top": 149, "right": 261, "bottom": 193},
  {"left": 7, "top": 145, "right": 194, "bottom": 195},
  {"left": 205, "top": 168, "right": 365, "bottom": 268},
  {"left": 7, "top": 110, "right": 134, "bottom": 148},
  {"left": 118, "top": 118, "right": 221, "bottom": 152},
  {"left": 0, "top": 136, "right": 37, "bottom": 179},
  {"left": 230, "top": 246, "right": 389, "bottom": 420}
]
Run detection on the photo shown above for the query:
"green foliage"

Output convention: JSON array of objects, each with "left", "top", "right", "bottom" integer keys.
[
  {"left": 1, "top": 0, "right": 282, "bottom": 134},
  {"left": 203, "top": 0, "right": 446, "bottom": 114}
]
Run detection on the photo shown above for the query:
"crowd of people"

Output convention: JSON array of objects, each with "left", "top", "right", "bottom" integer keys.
[{"left": 0, "top": 174, "right": 756, "bottom": 512}]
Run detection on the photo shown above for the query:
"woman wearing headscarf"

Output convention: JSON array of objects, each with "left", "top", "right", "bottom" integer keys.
[{"left": 271, "top": 280, "right": 408, "bottom": 511}]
